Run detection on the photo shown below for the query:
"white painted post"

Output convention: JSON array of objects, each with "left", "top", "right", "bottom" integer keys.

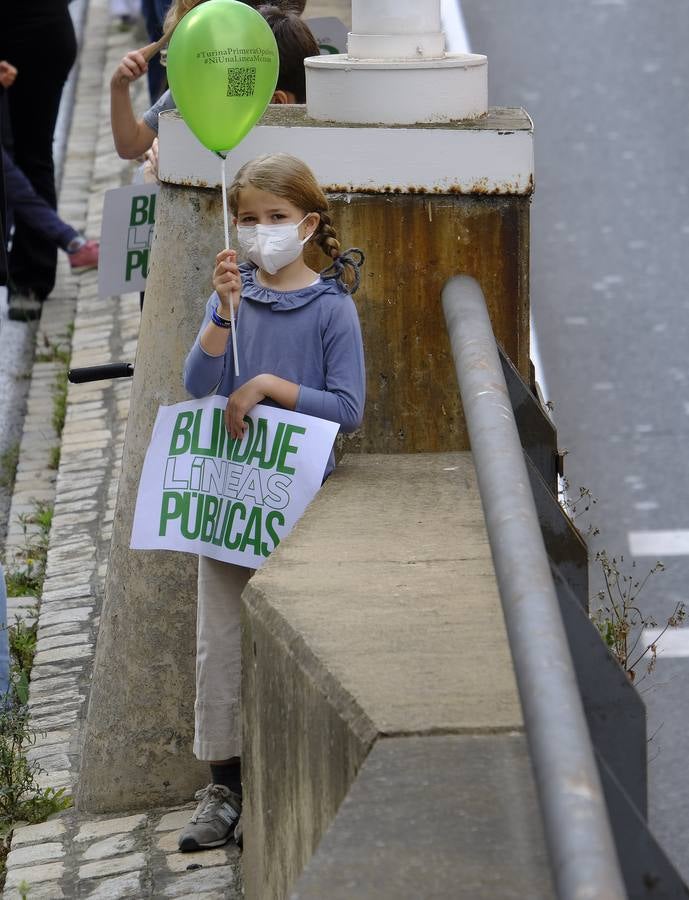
[
  {"left": 349, "top": 0, "right": 444, "bottom": 59},
  {"left": 306, "top": 0, "right": 487, "bottom": 125}
]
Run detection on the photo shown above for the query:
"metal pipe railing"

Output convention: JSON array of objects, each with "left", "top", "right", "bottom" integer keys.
[{"left": 442, "top": 276, "right": 626, "bottom": 900}]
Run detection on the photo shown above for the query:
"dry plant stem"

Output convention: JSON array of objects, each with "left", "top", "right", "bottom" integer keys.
[{"left": 560, "top": 473, "right": 683, "bottom": 684}]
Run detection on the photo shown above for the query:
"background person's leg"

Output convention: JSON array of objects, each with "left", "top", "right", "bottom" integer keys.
[{"left": 141, "top": 0, "right": 168, "bottom": 101}]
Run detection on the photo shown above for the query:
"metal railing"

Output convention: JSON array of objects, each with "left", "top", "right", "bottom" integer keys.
[{"left": 442, "top": 276, "right": 626, "bottom": 900}]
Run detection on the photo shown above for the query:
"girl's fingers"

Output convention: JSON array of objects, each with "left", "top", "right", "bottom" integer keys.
[
  {"left": 120, "top": 62, "right": 140, "bottom": 80},
  {"left": 224, "top": 397, "right": 248, "bottom": 440},
  {"left": 215, "top": 249, "right": 237, "bottom": 265},
  {"left": 126, "top": 51, "right": 148, "bottom": 71},
  {"left": 121, "top": 55, "right": 146, "bottom": 78}
]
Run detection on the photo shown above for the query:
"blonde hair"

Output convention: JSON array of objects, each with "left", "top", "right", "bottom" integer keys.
[
  {"left": 163, "top": 0, "right": 202, "bottom": 35},
  {"left": 228, "top": 154, "right": 361, "bottom": 291}
]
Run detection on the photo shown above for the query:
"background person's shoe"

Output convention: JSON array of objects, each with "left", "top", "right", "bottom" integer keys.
[
  {"left": 8, "top": 290, "right": 42, "bottom": 322},
  {"left": 178, "top": 784, "right": 241, "bottom": 852},
  {"left": 68, "top": 240, "right": 99, "bottom": 273},
  {"left": 234, "top": 815, "right": 243, "bottom": 849}
]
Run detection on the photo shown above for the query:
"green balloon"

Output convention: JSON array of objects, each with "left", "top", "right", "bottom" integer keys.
[{"left": 167, "top": 0, "right": 279, "bottom": 154}]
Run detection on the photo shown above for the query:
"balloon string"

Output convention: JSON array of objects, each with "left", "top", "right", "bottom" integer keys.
[{"left": 221, "top": 154, "right": 240, "bottom": 377}]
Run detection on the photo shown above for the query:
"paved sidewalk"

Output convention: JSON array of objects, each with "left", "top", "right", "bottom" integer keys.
[
  {"left": 1, "top": 2, "right": 241, "bottom": 897},
  {"left": 3, "top": 1, "right": 352, "bottom": 897}
]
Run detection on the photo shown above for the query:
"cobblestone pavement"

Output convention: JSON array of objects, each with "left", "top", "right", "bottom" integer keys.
[{"left": 3, "top": 0, "right": 353, "bottom": 896}]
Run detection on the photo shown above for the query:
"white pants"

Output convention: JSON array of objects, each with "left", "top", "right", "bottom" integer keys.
[{"left": 194, "top": 555, "right": 251, "bottom": 761}]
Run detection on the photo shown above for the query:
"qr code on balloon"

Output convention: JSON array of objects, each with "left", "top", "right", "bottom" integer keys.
[{"left": 227, "top": 67, "right": 256, "bottom": 97}]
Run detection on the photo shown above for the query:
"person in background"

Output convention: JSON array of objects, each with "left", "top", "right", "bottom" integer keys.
[
  {"left": 0, "top": 1, "right": 78, "bottom": 307},
  {"left": 0, "top": 90, "right": 7, "bottom": 290},
  {"left": 141, "top": 0, "right": 171, "bottom": 101},
  {"left": 0, "top": 62, "right": 98, "bottom": 321}
]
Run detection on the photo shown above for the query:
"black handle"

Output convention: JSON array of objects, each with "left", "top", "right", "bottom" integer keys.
[{"left": 68, "top": 363, "right": 134, "bottom": 383}]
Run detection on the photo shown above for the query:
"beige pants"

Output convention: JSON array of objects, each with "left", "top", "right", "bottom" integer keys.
[{"left": 194, "top": 555, "right": 251, "bottom": 761}]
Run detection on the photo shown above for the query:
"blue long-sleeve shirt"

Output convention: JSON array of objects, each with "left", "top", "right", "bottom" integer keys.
[{"left": 184, "top": 264, "right": 366, "bottom": 473}]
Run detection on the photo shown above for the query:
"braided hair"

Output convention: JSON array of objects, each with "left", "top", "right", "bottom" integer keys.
[{"left": 228, "top": 153, "right": 364, "bottom": 293}]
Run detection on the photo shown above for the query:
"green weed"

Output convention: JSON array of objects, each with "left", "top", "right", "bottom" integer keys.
[
  {"left": 51, "top": 369, "right": 68, "bottom": 438},
  {"left": 48, "top": 446, "right": 61, "bottom": 471},
  {"left": 0, "top": 445, "right": 19, "bottom": 490}
]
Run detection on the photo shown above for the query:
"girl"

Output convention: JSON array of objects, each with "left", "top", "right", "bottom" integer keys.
[{"left": 177, "top": 153, "right": 365, "bottom": 852}]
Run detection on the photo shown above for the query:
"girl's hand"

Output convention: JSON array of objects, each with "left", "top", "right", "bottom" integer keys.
[
  {"left": 111, "top": 50, "right": 148, "bottom": 89},
  {"left": 142, "top": 137, "right": 159, "bottom": 183},
  {"left": 213, "top": 249, "right": 241, "bottom": 315},
  {"left": 225, "top": 376, "right": 267, "bottom": 439}
]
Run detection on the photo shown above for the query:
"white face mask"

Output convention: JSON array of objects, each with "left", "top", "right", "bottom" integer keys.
[{"left": 236, "top": 215, "right": 314, "bottom": 275}]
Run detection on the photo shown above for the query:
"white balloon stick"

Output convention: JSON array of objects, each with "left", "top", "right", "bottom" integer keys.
[{"left": 221, "top": 154, "right": 240, "bottom": 377}]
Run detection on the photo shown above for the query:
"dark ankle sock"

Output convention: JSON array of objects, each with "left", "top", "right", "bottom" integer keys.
[{"left": 210, "top": 758, "right": 242, "bottom": 798}]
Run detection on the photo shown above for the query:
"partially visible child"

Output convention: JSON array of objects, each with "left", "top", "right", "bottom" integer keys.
[
  {"left": 177, "top": 153, "right": 365, "bottom": 852},
  {"left": 110, "top": 2, "right": 317, "bottom": 160}
]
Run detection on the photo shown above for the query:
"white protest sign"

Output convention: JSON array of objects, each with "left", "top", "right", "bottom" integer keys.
[
  {"left": 130, "top": 396, "right": 339, "bottom": 568},
  {"left": 98, "top": 182, "right": 159, "bottom": 298},
  {"left": 306, "top": 17, "right": 348, "bottom": 54}
]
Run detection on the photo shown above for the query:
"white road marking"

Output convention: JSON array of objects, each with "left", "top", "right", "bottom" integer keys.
[
  {"left": 629, "top": 530, "right": 689, "bottom": 557},
  {"left": 641, "top": 628, "right": 689, "bottom": 658}
]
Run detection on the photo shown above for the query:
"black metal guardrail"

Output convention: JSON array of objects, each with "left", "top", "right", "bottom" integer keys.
[
  {"left": 68, "top": 363, "right": 134, "bottom": 383},
  {"left": 442, "top": 275, "right": 627, "bottom": 900}
]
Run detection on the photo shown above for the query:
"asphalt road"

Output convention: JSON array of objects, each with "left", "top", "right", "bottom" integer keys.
[{"left": 461, "top": 0, "right": 689, "bottom": 881}]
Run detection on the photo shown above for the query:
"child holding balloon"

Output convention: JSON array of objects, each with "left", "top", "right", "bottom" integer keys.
[
  {"left": 110, "top": 2, "right": 317, "bottom": 160},
  {"left": 177, "top": 152, "right": 365, "bottom": 851}
]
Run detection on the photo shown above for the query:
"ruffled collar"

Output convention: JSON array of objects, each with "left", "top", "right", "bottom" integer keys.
[{"left": 239, "top": 263, "right": 339, "bottom": 311}]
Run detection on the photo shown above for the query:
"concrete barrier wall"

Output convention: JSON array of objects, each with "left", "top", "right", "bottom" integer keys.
[
  {"left": 241, "top": 453, "right": 531, "bottom": 898},
  {"left": 292, "top": 734, "right": 554, "bottom": 900},
  {"left": 242, "top": 596, "right": 375, "bottom": 897}
]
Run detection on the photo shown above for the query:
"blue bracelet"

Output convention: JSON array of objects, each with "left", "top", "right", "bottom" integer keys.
[{"left": 211, "top": 306, "right": 232, "bottom": 328}]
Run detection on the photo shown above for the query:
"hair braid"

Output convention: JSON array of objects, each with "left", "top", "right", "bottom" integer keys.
[{"left": 315, "top": 211, "right": 341, "bottom": 261}]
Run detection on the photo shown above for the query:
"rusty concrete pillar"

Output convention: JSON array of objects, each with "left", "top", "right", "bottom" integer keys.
[{"left": 158, "top": 105, "right": 533, "bottom": 459}]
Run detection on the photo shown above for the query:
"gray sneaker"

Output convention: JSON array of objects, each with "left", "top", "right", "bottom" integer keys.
[{"left": 178, "top": 784, "right": 242, "bottom": 852}]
